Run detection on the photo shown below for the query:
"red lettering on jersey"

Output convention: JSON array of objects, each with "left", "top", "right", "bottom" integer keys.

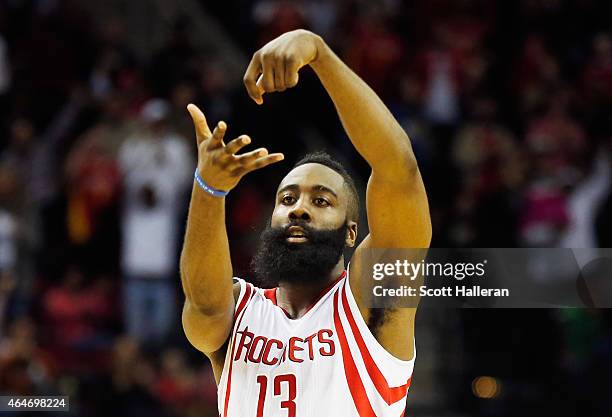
[
  {"left": 235, "top": 326, "right": 254, "bottom": 362},
  {"left": 233, "top": 326, "right": 335, "bottom": 364},
  {"left": 262, "top": 339, "right": 283, "bottom": 365},
  {"left": 318, "top": 329, "right": 335, "bottom": 356},
  {"left": 288, "top": 337, "right": 304, "bottom": 363},
  {"left": 248, "top": 336, "right": 268, "bottom": 363},
  {"left": 304, "top": 334, "right": 317, "bottom": 360}
]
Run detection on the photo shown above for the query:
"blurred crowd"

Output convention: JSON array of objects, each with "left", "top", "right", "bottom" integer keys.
[{"left": 0, "top": 1, "right": 611, "bottom": 416}]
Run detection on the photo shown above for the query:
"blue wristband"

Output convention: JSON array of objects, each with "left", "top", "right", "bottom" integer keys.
[{"left": 194, "top": 169, "right": 229, "bottom": 197}]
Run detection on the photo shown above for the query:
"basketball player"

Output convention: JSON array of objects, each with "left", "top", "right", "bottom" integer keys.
[{"left": 181, "top": 29, "right": 431, "bottom": 416}]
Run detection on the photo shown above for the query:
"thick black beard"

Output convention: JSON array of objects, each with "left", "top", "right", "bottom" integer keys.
[{"left": 251, "top": 220, "right": 348, "bottom": 288}]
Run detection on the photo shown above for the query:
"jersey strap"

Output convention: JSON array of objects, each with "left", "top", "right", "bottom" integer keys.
[
  {"left": 223, "top": 280, "right": 254, "bottom": 417},
  {"left": 333, "top": 277, "right": 414, "bottom": 416}
]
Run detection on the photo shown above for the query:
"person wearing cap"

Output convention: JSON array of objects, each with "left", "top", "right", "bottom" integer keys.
[{"left": 118, "top": 98, "right": 194, "bottom": 348}]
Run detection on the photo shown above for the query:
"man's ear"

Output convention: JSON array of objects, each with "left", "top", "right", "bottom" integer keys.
[{"left": 345, "top": 221, "right": 358, "bottom": 247}]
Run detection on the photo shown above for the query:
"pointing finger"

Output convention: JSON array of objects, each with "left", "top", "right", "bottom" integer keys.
[{"left": 187, "top": 104, "right": 211, "bottom": 145}]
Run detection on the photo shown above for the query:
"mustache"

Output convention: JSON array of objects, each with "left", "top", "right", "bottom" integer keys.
[
  {"left": 267, "top": 220, "right": 344, "bottom": 246},
  {"left": 279, "top": 219, "right": 315, "bottom": 237}
]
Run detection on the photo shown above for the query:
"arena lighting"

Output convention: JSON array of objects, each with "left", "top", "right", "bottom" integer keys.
[{"left": 472, "top": 376, "right": 502, "bottom": 399}]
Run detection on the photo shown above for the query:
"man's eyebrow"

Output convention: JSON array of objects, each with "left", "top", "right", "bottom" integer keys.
[
  {"left": 277, "top": 184, "right": 299, "bottom": 196},
  {"left": 276, "top": 184, "right": 338, "bottom": 198},
  {"left": 312, "top": 184, "right": 338, "bottom": 198}
]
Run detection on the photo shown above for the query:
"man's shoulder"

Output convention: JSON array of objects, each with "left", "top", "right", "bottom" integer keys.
[{"left": 231, "top": 277, "right": 263, "bottom": 304}]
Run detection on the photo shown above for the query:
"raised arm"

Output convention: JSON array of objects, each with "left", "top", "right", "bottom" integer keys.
[
  {"left": 243, "top": 30, "right": 431, "bottom": 360},
  {"left": 180, "top": 105, "right": 283, "bottom": 365}
]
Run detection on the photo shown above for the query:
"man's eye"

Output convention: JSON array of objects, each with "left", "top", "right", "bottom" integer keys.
[
  {"left": 314, "top": 197, "right": 329, "bottom": 207},
  {"left": 281, "top": 195, "right": 296, "bottom": 205}
]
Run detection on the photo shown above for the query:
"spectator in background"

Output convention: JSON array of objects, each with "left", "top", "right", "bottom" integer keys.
[
  {"left": 89, "top": 336, "right": 165, "bottom": 417},
  {"left": 513, "top": 35, "right": 562, "bottom": 121},
  {"left": 119, "top": 99, "right": 192, "bottom": 348},
  {"left": 344, "top": 5, "right": 405, "bottom": 97},
  {"left": 0, "top": 317, "right": 53, "bottom": 396},
  {"left": 418, "top": 23, "right": 463, "bottom": 127},
  {"left": 41, "top": 266, "right": 116, "bottom": 373},
  {"left": 153, "top": 348, "right": 217, "bottom": 416},
  {"left": 525, "top": 92, "right": 587, "bottom": 185},
  {"left": 449, "top": 97, "right": 523, "bottom": 246},
  {"left": 559, "top": 150, "right": 611, "bottom": 250},
  {"left": 65, "top": 128, "right": 121, "bottom": 275},
  {"left": 520, "top": 94, "right": 587, "bottom": 247},
  {"left": 1, "top": 119, "right": 41, "bottom": 287}
]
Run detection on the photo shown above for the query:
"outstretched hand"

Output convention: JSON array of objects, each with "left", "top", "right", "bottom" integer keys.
[
  {"left": 243, "top": 29, "right": 322, "bottom": 104},
  {"left": 187, "top": 104, "right": 284, "bottom": 192}
]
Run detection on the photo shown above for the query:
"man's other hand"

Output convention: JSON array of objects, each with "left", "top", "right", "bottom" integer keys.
[
  {"left": 187, "top": 104, "right": 284, "bottom": 192},
  {"left": 243, "top": 29, "right": 322, "bottom": 104}
]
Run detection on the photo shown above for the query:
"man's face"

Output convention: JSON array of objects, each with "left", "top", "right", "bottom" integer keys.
[
  {"left": 251, "top": 163, "right": 357, "bottom": 287},
  {"left": 272, "top": 163, "right": 350, "bottom": 233}
]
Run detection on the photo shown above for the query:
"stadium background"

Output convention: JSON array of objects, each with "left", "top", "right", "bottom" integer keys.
[{"left": 0, "top": 0, "right": 611, "bottom": 416}]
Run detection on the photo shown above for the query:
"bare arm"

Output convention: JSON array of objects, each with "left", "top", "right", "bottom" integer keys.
[
  {"left": 181, "top": 105, "right": 283, "bottom": 358},
  {"left": 243, "top": 30, "right": 431, "bottom": 360}
]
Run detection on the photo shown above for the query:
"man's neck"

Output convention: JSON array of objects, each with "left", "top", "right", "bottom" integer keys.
[{"left": 276, "top": 257, "right": 345, "bottom": 319}]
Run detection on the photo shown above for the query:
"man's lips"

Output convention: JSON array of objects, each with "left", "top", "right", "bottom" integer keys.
[
  {"left": 286, "top": 236, "right": 308, "bottom": 243},
  {"left": 286, "top": 226, "right": 308, "bottom": 242}
]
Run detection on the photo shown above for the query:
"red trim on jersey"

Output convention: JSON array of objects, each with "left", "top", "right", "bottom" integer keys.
[
  {"left": 224, "top": 284, "right": 253, "bottom": 417},
  {"left": 264, "top": 288, "right": 291, "bottom": 317},
  {"left": 333, "top": 291, "right": 379, "bottom": 417},
  {"left": 263, "top": 288, "right": 277, "bottom": 303},
  {"left": 341, "top": 281, "right": 411, "bottom": 405},
  {"left": 234, "top": 283, "right": 254, "bottom": 321},
  {"left": 265, "top": 271, "right": 347, "bottom": 318}
]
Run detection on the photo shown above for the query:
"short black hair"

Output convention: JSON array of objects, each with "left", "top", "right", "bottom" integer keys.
[{"left": 293, "top": 151, "right": 360, "bottom": 222}]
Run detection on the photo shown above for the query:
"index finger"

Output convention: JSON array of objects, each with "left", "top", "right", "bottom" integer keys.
[
  {"left": 187, "top": 104, "right": 211, "bottom": 145},
  {"left": 243, "top": 53, "right": 264, "bottom": 105}
]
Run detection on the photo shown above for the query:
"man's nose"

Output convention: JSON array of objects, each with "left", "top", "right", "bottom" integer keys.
[{"left": 288, "top": 200, "right": 311, "bottom": 221}]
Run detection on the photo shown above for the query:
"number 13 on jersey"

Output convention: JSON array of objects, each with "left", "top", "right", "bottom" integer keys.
[{"left": 256, "top": 374, "right": 297, "bottom": 417}]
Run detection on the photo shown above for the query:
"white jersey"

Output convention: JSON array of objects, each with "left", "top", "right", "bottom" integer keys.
[{"left": 217, "top": 270, "right": 415, "bottom": 417}]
